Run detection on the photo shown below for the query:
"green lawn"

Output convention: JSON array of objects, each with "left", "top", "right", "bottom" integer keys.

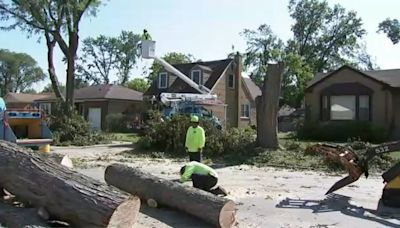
[{"left": 111, "top": 133, "right": 140, "bottom": 143}]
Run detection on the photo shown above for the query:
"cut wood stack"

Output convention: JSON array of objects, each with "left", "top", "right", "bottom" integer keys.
[
  {"left": 0, "top": 140, "right": 140, "bottom": 227},
  {"left": 105, "top": 163, "right": 237, "bottom": 228}
]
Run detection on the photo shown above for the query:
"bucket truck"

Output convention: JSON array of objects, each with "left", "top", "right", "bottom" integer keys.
[{"left": 140, "top": 40, "right": 224, "bottom": 129}]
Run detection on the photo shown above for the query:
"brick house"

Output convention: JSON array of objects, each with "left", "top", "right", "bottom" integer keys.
[
  {"left": 305, "top": 65, "right": 400, "bottom": 138},
  {"left": 4, "top": 85, "right": 144, "bottom": 131},
  {"left": 144, "top": 53, "right": 261, "bottom": 128}
]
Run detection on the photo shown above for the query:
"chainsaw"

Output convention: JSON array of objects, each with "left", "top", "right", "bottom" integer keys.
[{"left": 306, "top": 141, "right": 400, "bottom": 198}]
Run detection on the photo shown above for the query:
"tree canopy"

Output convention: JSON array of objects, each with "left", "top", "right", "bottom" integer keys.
[
  {"left": 378, "top": 18, "right": 400, "bottom": 45},
  {"left": 126, "top": 78, "right": 150, "bottom": 93},
  {"left": 242, "top": 0, "right": 376, "bottom": 108},
  {"left": 0, "top": 0, "right": 102, "bottom": 111},
  {"left": 0, "top": 49, "right": 45, "bottom": 96},
  {"left": 77, "top": 31, "right": 141, "bottom": 86}
]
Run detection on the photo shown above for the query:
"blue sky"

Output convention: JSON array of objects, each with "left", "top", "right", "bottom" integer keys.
[{"left": 0, "top": 0, "right": 399, "bottom": 91}]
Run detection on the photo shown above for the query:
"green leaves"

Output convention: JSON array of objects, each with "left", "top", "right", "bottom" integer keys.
[
  {"left": 378, "top": 18, "right": 400, "bottom": 45},
  {"left": 0, "top": 49, "right": 45, "bottom": 96},
  {"left": 126, "top": 78, "right": 150, "bottom": 93},
  {"left": 76, "top": 31, "right": 141, "bottom": 85},
  {"left": 242, "top": 0, "right": 373, "bottom": 108}
]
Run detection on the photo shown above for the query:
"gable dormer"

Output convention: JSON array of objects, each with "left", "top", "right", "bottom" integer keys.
[{"left": 190, "top": 65, "right": 213, "bottom": 85}]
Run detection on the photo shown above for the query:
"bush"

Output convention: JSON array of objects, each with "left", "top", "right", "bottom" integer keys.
[
  {"left": 296, "top": 120, "right": 389, "bottom": 143},
  {"left": 49, "top": 102, "right": 112, "bottom": 146},
  {"left": 105, "top": 113, "right": 130, "bottom": 133},
  {"left": 137, "top": 114, "right": 256, "bottom": 158}
]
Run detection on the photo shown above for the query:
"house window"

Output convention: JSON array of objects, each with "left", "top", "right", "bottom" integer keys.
[
  {"left": 191, "top": 70, "right": 203, "bottom": 85},
  {"left": 321, "top": 95, "right": 371, "bottom": 121},
  {"left": 241, "top": 104, "right": 250, "bottom": 118},
  {"left": 158, "top": 72, "right": 168, "bottom": 89},
  {"left": 228, "top": 74, "right": 235, "bottom": 88},
  {"left": 359, "top": 95, "right": 370, "bottom": 121}
]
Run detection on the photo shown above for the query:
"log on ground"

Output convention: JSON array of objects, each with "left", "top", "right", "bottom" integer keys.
[
  {"left": 105, "top": 163, "right": 237, "bottom": 228},
  {"left": 0, "top": 141, "right": 140, "bottom": 227},
  {"left": 0, "top": 201, "right": 49, "bottom": 228}
]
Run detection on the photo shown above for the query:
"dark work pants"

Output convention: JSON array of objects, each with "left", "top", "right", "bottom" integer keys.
[
  {"left": 191, "top": 174, "right": 217, "bottom": 191},
  {"left": 188, "top": 152, "right": 202, "bottom": 162}
]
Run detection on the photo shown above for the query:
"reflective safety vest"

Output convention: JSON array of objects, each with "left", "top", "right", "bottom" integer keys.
[
  {"left": 180, "top": 161, "right": 218, "bottom": 182},
  {"left": 185, "top": 126, "right": 205, "bottom": 152}
]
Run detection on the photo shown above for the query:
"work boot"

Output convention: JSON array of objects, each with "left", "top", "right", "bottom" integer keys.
[{"left": 210, "top": 186, "right": 228, "bottom": 196}]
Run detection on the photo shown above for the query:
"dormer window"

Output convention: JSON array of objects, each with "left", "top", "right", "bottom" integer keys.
[
  {"left": 191, "top": 70, "right": 203, "bottom": 85},
  {"left": 158, "top": 72, "right": 168, "bottom": 89}
]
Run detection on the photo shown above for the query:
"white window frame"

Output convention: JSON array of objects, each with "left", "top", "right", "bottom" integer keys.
[
  {"left": 191, "top": 70, "right": 203, "bottom": 85},
  {"left": 228, "top": 74, "right": 235, "bottom": 89},
  {"left": 158, "top": 72, "right": 168, "bottom": 89},
  {"left": 241, "top": 103, "right": 250, "bottom": 118}
]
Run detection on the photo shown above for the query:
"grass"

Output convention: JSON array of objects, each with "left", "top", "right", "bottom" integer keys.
[{"left": 110, "top": 133, "right": 140, "bottom": 143}]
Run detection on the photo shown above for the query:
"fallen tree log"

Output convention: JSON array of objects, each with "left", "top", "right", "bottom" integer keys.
[
  {"left": 0, "top": 201, "right": 49, "bottom": 228},
  {"left": 0, "top": 141, "right": 140, "bottom": 227},
  {"left": 105, "top": 163, "right": 237, "bottom": 228}
]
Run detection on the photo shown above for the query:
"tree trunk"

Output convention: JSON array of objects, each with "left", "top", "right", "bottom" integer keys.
[
  {"left": 256, "top": 62, "right": 285, "bottom": 149},
  {"left": 0, "top": 202, "right": 49, "bottom": 227},
  {"left": 0, "top": 141, "right": 140, "bottom": 227},
  {"left": 105, "top": 164, "right": 237, "bottom": 228},
  {"left": 65, "top": 32, "right": 79, "bottom": 112},
  {"left": 45, "top": 33, "right": 65, "bottom": 102}
]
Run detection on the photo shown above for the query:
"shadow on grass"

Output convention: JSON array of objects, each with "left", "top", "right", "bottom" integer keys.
[{"left": 276, "top": 193, "right": 400, "bottom": 227}]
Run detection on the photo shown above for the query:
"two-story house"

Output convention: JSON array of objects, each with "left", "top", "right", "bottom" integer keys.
[{"left": 144, "top": 53, "right": 261, "bottom": 128}]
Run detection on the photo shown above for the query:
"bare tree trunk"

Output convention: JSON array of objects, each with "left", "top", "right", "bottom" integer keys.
[
  {"left": 256, "top": 62, "right": 285, "bottom": 149},
  {"left": 65, "top": 32, "right": 79, "bottom": 112},
  {"left": 45, "top": 32, "right": 65, "bottom": 102}
]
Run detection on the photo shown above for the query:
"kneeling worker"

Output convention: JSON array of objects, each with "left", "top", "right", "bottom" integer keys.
[{"left": 180, "top": 161, "right": 227, "bottom": 196}]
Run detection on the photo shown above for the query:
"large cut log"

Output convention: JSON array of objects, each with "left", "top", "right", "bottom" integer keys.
[
  {"left": 0, "top": 141, "right": 140, "bottom": 227},
  {"left": 105, "top": 163, "right": 237, "bottom": 228},
  {"left": 0, "top": 201, "right": 49, "bottom": 228}
]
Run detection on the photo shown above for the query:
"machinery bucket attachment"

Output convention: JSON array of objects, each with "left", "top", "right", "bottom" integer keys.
[{"left": 305, "top": 144, "right": 364, "bottom": 194}]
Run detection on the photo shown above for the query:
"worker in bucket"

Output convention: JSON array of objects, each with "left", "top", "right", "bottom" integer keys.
[
  {"left": 185, "top": 115, "right": 205, "bottom": 162},
  {"left": 179, "top": 161, "right": 227, "bottom": 196},
  {"left": 141, "top": 29, "right": 152, "bottom": 40}
]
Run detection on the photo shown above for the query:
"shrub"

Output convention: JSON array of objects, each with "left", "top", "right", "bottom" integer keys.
[
  {"left": 49, "top": 102, "right": 112, "bottom": 146},
  {"left": 137, "top": 114, "right": 256, "bottom": 158},
  {"left": 296, "top": 120, "right": 389, "bottom": 143},
  {"left": 105, "top": 113, "right": 130, "bottom": 133}
]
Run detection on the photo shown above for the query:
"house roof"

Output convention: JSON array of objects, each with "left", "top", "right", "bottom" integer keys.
[
  {"left": 4, "top": 93, "right": 53, "bottom": 103},
  {"left": 34, "top": 84, "right": 143, "bottom": 102},
  {"left": 242, "top": 77, "right": 262, "bottom": 100},
  {"left": 144, "top": 58, "right": 233, "bottom": 96},
  {"left": 74, "top": 84, "right": 142, "bottom": 101},
  {"left": 307, "top": 65, "right": 400, "bottom": 90}
]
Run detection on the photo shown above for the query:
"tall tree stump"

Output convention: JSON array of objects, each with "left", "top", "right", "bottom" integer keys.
[
  {"left": 256, "top": 62, "right": 285, "bottom": 149},
  {"left": 0, "top": 141, "right": 140, "bottom": 227},
  {"left": 105, "top": 163, "right": 237, "bottom": 228}
]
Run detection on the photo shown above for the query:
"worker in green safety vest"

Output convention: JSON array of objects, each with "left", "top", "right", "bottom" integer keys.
[
  {"left": 179, "top": 161, "right": 227, "bottom": 196},
  {"left": 185, "top": 115, "right": 205, "bottom": 162},
  {"left": 141, "top": 29, "right": 152, "bottom": 40}
]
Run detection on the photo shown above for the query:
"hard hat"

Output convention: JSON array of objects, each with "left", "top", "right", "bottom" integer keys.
[{"left": 190, "top": 115, "right": 199, "bottom": 123}]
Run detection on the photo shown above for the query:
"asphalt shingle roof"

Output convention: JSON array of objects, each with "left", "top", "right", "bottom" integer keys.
[
  {"left": 144, "top": 59, "right": 233, "bottom": 95},
  {"left": 307, "top": 65, "right": 400, "bottom": 89}
]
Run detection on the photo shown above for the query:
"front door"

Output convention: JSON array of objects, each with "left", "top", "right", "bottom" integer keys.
[{"left": 88, "top": 108, "right": 101, "bottom": 130}]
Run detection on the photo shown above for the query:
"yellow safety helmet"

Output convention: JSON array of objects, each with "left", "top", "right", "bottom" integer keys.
[{"left": 190, "top": 115, "right": 199, "bottom": 123}]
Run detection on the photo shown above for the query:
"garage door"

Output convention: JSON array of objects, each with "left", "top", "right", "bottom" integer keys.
[{"left": 88, "top": 108, "right": 102, "bottom": 130}]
